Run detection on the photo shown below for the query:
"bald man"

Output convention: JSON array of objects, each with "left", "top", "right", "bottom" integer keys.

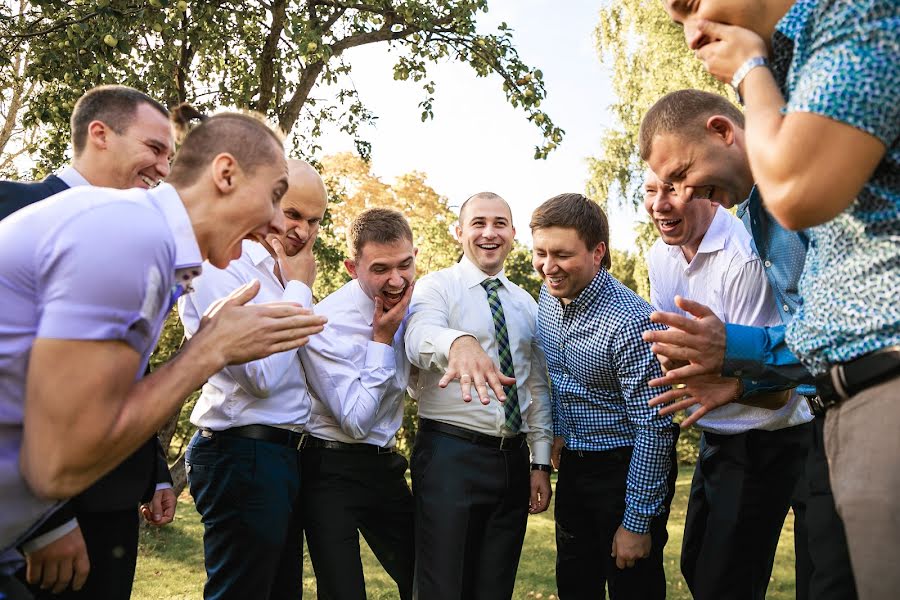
[{"left": 178, "top": 159, "right": 327, "bottom": 600}]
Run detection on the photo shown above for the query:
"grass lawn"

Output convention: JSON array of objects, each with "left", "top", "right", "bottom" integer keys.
[{"left": 133, "top": 467, "right": 797, "bottom": 599}]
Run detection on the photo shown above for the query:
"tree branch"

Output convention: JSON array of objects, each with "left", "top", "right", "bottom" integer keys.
[{"left": 257, "top": 0, "right": 287, "bottom": 113}]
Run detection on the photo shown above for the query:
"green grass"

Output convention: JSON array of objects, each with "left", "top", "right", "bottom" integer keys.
[{"left": 133, "top": 467, "right": 797, "bottom": 599}]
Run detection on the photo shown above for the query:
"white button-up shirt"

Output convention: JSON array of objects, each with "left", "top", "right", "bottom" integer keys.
[
  {"left": 178, "top": 240, "right": 312, "bottom": 431},
  {"left": 404, "top": 256, "right": 553, "bottom": 464},
  {"left": 648, "top": 207, "right": 812, "bottom": 434},
  {"left": 300, "top": 279, "right": 409, "bottom": 447}
]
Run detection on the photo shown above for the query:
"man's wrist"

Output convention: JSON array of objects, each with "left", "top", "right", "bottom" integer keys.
[
  {"left": 731, "top": 56, "right": 769, "bottom": 104},
  {"left": 531, "top": 463, "right": 552, "bottom": 473}
]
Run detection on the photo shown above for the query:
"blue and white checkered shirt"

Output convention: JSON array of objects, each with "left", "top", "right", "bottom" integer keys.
[{"left": 536, "top": 268, "right": 676, "bottom": 534}]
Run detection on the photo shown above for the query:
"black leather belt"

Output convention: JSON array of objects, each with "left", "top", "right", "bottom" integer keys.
[
  {"left": 202, "top": 424, "right": 306, "bottom": 449},
  {"left": 418, "top": 418, "right": 526, "bottom": 450},
  {"left": 301, "top": 435, "right": 396, "bottom": 454},
  {"left": 814, "top": 345, "right": 900, "bottom": 412}
]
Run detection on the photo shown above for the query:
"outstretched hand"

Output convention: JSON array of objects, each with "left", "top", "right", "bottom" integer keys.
[
  {"left": 440, "top": 336, "right": 515, "bottom": 405},
  {"left": 649, "top": 375, "right": 740, "bottom": 429},
  {"left": 642, "top": 296, "right": 726, "bottom": 381},
  {"left": 198, "top": 280, "right": 327, "bottom": 365}
]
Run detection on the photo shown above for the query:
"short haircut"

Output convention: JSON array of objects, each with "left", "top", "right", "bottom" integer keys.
[
  {"left": 166, "top": 103, "right": 285, "bottom": 186},
  {"left": 348, "top": 208, "right": 413, "bottom": 260},
  {"left": 639, "top": 89, "right": 745, "bottom": 160},
  {"left": 458, "top": 191, "right": 511, "bottom": 224},
  {"left": 70, "top": 85, "right": 169, "bottom": 156},
  {"left": 530, "top": 193, "right": 611, "bottom": 270}
]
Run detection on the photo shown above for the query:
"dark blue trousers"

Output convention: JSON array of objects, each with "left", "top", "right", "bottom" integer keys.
[
  {"left": 186, "top": 430, "right": 303, "bottom": 600},
  {"left": 411, "top": 428, "right": 530, "bottom": 600}
]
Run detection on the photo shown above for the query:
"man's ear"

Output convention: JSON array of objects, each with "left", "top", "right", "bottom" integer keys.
[
  {"left": 211, "top": 153, "right": 238, "bottom": 194},
  {"left": 706, "top": 115, "right": 736, "bottom": 146},
  {"left": 344, "top": 258, "right": 359, "bottom": 279},
  {"left": 593, "top": 241, "right": 607, "bottom": 268},
  {"left": 86, "top": 120, "right": 111, "bottom": 151}
]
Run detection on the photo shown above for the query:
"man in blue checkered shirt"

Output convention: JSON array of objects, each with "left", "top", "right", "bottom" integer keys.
[{"left": 531, "top": 193, "right": 678, "bottom": 599}]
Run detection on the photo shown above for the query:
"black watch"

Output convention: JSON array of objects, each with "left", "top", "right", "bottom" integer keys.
[{"left": 531, "top": 463, "right": 552, "bottom": 473}]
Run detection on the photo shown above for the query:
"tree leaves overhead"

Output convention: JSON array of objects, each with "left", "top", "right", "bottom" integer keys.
[
  {"left": 1, "top": 0, "right": 563, "bottom": 175},
  {"left": 588, "top": 0, "right": 729, "bottom": 207}
]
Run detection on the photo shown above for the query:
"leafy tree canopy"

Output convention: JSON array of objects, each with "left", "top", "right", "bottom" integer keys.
[{"left": 0, "top": 0, "right": 563, "bottom": 176}]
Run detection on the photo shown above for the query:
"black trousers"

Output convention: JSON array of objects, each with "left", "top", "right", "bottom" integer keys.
[
  {"left": 555, "top": 445, "right": 677, "bottom": 600},
  {"left": 19, "top": 509, "right": 139, "bottom": 600},
  {"left": 795, "top": 414, "right": 857, "bottom": 600},
  {"left": 186, "top": 430, "right": 303, "bottom": 600},
  {"left": 301, "top": 446, "right": 414, "bottom": 600},
  {"left": 0, "top": 574, "right": 33, "bottom": 600},
  {"left": 411, "top": 428, "right": 530, "bottom": 600},
  {"left": 681, "top": 423, "right": 810, "bottom": 600}
]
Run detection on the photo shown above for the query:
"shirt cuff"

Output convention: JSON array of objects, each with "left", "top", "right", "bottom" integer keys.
[
  {"left": 284, "top": 280, "right": 313, "bottom": 308},
  {"left": 19, "top": 519, "right": 79, "bottom": 553},
  {"left": 529, "top": 439, "right": 551, "bottom": 465},
  {"left": 621, "top": 510, "right": 653, "bottom": 536},
  {"left": 365, "top": 341, "right": 396, "bottom": 369},
  {"left": 723, "top": 323, "right": 768, "bottom": 377},
  {"left": 155, "top": 482, "right": 173, "bottom": 492}
]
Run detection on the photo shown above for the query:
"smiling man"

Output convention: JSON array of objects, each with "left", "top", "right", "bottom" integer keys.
[
  {"left": 405, "top": 192, "right": 552, "bottom": 600},
  {"left": 643, "top": 167, "right": 813, "bottom": 600},
  {"left": 178, "top": 159, "right": 326, "bottom": 600},
  {"left": 0, "top": 107, "right": 326, "bottom": 599},
  {"left": 0, "top": 85, "right": 178, "bottom": 600},
  {"left": 530, "top": 193, "right": 678, "bottom": 599},
  {"left": 300, "top": 208, "right": 417, "bottom": 600}
]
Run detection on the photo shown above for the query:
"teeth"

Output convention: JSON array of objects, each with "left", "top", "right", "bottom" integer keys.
[
  {"left": 140, "top": 174, "right": 158, "bottom": 188},
  {"left": 480, "top": 244, "right": 499, "bottom": 249}
]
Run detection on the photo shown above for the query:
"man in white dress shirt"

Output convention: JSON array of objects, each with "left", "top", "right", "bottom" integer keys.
[
  {"left": 643, "top": 169, "right": 812, "bottom": 599},
  {"left": 405, "top": 191, "right": 553, "bottom": 600},
  {"left": 300, "top": 208, "right": 416, "bottom": 600},
  {"left": 179, "top": 159, "right": 327, "bottom": 600}
]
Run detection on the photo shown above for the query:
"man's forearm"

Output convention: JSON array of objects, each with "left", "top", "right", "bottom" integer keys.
[{"left": 723, "top": 323, "right": 814, "bottom": 385}]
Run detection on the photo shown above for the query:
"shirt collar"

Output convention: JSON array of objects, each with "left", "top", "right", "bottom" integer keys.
[
  {"left": 557, "top": 265, "right": 608, "bottom": 310},
  {"left": 147, "top": 183, "right": 203, "bottom": 272},
  {"left": 351, "top": 279, "right": 376, "bottom": 326},
  {"left": 57, "top": 166, "right": 91, "bottom": 188},
  {"left": 243, "top": 239, "right": 275, "bottom": 268},
  {"left": 694, "top": 207, "right": 730, "bottom": 256},
  {"left": 775, "top": 0, "right": 813, "bottom": 40},
  {"left": 458, "top": 255, "right": 513, "bottom": 290}
]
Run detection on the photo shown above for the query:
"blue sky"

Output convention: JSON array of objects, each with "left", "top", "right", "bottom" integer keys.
[{"left": 316, "top": 0, "right": 644, "bottom": 251}]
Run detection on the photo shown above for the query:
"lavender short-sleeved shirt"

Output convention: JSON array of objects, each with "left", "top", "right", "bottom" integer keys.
[{"left": 0, "top": 182, "right": 201, "bottom": 558}]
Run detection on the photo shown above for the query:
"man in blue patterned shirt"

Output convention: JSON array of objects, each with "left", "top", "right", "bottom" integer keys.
[
  {"left": 657, "top": 1, "right": 899, "bottom": 597},
  {"left": 531, "top": 193, "right": 677, "bottom": 599}
]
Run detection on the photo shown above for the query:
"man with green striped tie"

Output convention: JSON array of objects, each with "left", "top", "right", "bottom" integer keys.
[{"left": 405, "top": 191, "right": 553, "bottom": 600}]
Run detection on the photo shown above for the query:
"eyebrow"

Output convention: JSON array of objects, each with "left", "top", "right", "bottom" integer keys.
[{"left": 668, "top": 0, "right": 690, "bottom": 15}]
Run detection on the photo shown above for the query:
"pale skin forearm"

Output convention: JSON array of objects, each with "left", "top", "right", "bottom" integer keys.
[{"left": 21, "top": 336, "right": 224, "bottom": 499}]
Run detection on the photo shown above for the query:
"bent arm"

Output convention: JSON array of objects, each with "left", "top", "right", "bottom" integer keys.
[
  {"left": 404, "top": 276, "right": 468, "bottom": 371},
  {"left": 21, "top": 336, "right": 222, "bottom": 499}
]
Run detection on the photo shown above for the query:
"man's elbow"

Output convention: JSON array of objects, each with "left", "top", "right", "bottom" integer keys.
[
  {"left": 20, "top": 454, "right": 88, "bottom": 500},
  {"left": 760, "top": 179, "right": 845, "bottom": 231}
]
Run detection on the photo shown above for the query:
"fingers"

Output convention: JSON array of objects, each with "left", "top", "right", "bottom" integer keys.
[
  {"left": 373, "top": 297, "right": 384, "bottom": 323},
  {"left": 72, "top": 553, "right": 90, "bottom": 591},
  {"left": 51, "top": 557, "right": 73, "bottom": 594},
  {"left": 27, "top": 555, "right": 43, "bottom": 585},
  {"left": 646, "top": 311, "right": 698, "bottom": 335},
  {"left": 473, "top": 372, "right": 492, "bottom": 405},
  {"left": 681, "top": 406, "right": 709, "bottom": 429},
  {"left": 657, "top": 396, "right": 701, "bottom": 417},
  {"left": 655, "top": 362, "right": 710, "bottom": 381},
  {"left": 226, "top": 279, "right": 261, "bottom": 306},
  {"left": 647, "top": 387, "right": 688, "bottom": 408},
  {"left": 649, "top": 341, "right": 700, "bottom": 363},
  {"left": 40, "top": 560, "right": 59, "bottom": 590},
  {"left": 460, "top": 373, "right": 473, "bottom": 402},
  {"left": 484, "top": 370, "right": 508, "bottom": 404},
  {"left": 269, "top": 237, "right": 287, "bottom": 261},
  {"left": 674, "top": 295, "right": 717, "bottom": 320}
]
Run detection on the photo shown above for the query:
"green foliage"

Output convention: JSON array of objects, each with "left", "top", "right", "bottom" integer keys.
[
  {"left": 1, "top": 0, "right": 563, "bottom": 177},
  {"left": 505, "top": 241, "right": 542, "bottom": 300},
  {"left": 589, "top": 0, "right": 730, "bottom": 207}
]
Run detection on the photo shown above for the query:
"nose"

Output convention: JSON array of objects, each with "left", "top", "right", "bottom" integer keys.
[
  {"left": 387, "top": 269, "right": 404, "bottom": 287},
  {"left": 292, "top": 220, "right": 310, "bottom": 242},
  {"left": 653, "top": 190, "right": 674, "bottom": 214}
]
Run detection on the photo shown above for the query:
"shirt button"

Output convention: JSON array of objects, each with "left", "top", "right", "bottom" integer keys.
[
  {"left": 764, "top": 260, "right": 772, "bottom": 268},
  {"left": 783, "top": 304, "right": 790, "bottom": 313},
  {"left": 735, "top": 370, "right": 743, "bottom": 377}
]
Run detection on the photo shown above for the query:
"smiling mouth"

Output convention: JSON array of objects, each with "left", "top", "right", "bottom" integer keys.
[
  {"left": 140, "top": 174, "right": 159, "bottom": 188},
  {"left": 478, "top": 243, "right": 500, "bottom": 251},
  {"left": 547, "top": 275, "right": 566, "bottom": 285},
  {"left": 382, "top": 287, "right": 406, "bottom": 302},
  {"left": 657, "top": 218, "right": 682, "bottom": 231}
]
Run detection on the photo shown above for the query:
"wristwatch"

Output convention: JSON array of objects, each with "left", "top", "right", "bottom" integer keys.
[
  {"left": 731, "top": 56, "right": 769, "bottom": 104},
  {"left": 531, "top": 463, "right": 552, "bottom": 473}
]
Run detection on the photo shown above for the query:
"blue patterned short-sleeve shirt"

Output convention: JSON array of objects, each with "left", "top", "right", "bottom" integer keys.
[{"left": 782, "top": 0, "right": 900, "bottom": 374}]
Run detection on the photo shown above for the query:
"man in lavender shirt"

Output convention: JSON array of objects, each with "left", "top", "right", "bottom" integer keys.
[
  {"left": 0, "top": 85, "right": 180, "bottom": 600},
  {"left": 0, "top": 105, "right": 326, "bottom": 598}
]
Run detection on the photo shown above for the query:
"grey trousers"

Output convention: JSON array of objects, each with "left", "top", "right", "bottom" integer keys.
[{"left": 824, "top": 374, "right": 900, "bottom": 600}]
